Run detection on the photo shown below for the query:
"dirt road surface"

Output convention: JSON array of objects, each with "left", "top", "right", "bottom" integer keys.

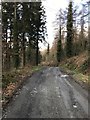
[{"left": 3, "top": 67, "right": 89, "bottom": 118}]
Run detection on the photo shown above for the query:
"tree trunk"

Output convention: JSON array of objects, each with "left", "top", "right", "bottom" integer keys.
[
  {"left": 22, "top": 33, "right": 26, "bottom": 67},
  {"left": 36, "top": 38, "right": 38, "bottom": 66}
]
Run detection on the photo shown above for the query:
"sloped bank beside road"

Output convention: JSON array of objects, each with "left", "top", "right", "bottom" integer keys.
[{"left": 59, "top": 52, "right": 89, "bottom": 91}]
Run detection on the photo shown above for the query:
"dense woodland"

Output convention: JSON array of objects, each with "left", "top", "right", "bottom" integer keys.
[
  {"left": 2, "top": 1, "right": 90, "bottom": 73},
  {"left": 2, "top": 2, "right": 47, "bottom": 72}
]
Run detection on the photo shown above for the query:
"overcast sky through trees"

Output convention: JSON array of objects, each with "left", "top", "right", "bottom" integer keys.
[
  {"left": 0, "top": 0, "right": 88, "bottom": 50},
  {"left": 40, "top": 0, "right": 88, "bottom": 51}
]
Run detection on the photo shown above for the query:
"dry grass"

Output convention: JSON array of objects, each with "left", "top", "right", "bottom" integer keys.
[
  {"left": 70, "top": 51, "right": 88, "bottom": 68},
  {"left": 59, "top": 51, "right": 89, "bottom": 85}
]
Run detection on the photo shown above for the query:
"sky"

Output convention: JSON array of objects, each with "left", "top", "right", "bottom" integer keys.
[
  {"left": 42, "top": 0, "right": 68, "bottom": 49},
  {"left": 40, "top": 0, "right": 86, "bottom": 51}
]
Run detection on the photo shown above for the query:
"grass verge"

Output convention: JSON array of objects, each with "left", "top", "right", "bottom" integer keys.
[{"left": 59, "top": 63, "right": 89, "bottom": 88}]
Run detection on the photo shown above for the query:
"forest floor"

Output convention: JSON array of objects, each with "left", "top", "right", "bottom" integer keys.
[{"left": 2, "top": 65, "right": 43, "bottom": 107}]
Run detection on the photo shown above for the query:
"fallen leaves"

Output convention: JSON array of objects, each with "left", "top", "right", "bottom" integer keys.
[{"left": 3, "top": 83, "right": 16, "bottom": 96}]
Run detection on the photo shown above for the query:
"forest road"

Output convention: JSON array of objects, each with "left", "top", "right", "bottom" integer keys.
[{"left": 3, "top": 67, "right": 89, "bottom": 118}]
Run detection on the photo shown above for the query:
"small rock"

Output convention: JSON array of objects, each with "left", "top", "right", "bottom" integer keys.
[{"left": 73, "top": 104, "right": 77, "bottom": 108}]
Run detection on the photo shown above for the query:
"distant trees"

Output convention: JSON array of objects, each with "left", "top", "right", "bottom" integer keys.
[
  {"left": 56, "top": 9, "right": 65, "bottom": 62},
  {"left": 2, "top": 2, "right": 47, "bottom": 71},
  {"left": 47, "top": 43, "right": 50, "bottom": 55},
  {"left": 49, "top": 0, "right": 88, "bottom": 63}
]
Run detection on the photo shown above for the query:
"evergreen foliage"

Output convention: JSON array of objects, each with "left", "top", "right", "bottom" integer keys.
[
  {"left": 2, "top": 2, "right": 47, "bottom": 70},
  {"left": 66, "top": 1, "right": 73, "bottom": 58},
  {"left": 57, "top": 26, "right": 63, "bottom": 62}
]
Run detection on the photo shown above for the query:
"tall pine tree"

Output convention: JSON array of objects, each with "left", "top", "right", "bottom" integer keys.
[
  {"left": 66, "top": 1, "right": 73, "bottom": 58},
  {"left": 13, "top": 3, "right": 20, "bottom": 69}
]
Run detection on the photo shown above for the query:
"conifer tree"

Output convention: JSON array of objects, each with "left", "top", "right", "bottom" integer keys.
[
  {"left": 57, "top": 26, "right": 63, "bottom": 62},
  {"left": 66, "top": 1, "right": 73, "bottom": 58},
  {"left": 13, "top": 3, "right": 20, "bottom": 69},
  {"left": 2, "top": 2, "right": 47, "bottom": 70}
]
